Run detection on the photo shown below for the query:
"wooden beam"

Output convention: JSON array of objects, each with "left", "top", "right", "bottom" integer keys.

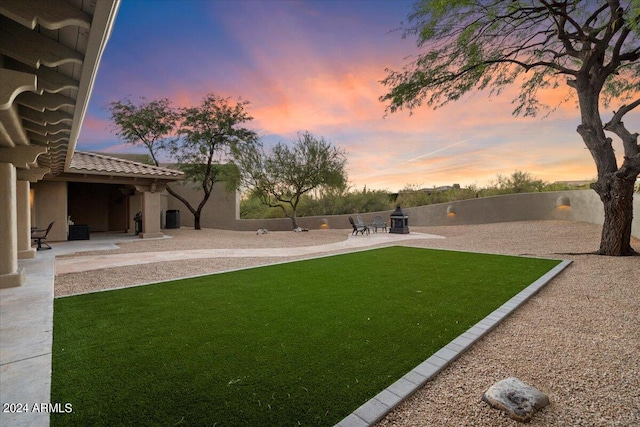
[
  {"left": 6, "top": 60, "right": 79, "bottom": 93},
  {"left": 0, "top": 0, "right": 91, "bottom": 31},
  {"left": 23, "top": 121, "right": 71, "bottom": 136},
  {"left": 0, "top": 68, "right": 37, "bottom": 110},
  {"left": 27, "top": 132, "right": 68, "bottom": 145},
  {"left": 0, "top": 16, "right": 84, "bottom": 68},
  {"left": 16, "top": 91, "right": 75, "bottom": 112},
  {"left": 0, "top": 104, "right": 29, "bottom": 147},
  {"left": 0, "top": 145, "right": 48, "bottom": 168},
  {"left": 20, "top": 107, "right": 73, "bottom": 125},
  {"left": 16, "top": 167, "right": 49, "bottom": 183}
]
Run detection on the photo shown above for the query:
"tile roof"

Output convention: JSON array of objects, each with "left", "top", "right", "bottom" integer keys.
[{"left": 69, "top": 151, "right": 184, "bottom": 179}]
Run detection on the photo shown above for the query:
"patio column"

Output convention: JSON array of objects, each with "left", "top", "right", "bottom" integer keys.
[
  {"left": 0, "top": 163, "right": 25, "bottom": 288},
  {"left": 16, "top": 179, "right": 36, "bottom": 259},
  {"left": 137, "top": 184, "right": 164, "bottom": 239}
]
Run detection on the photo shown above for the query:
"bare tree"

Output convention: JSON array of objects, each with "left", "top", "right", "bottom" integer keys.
[{"left": 381, "top": 0, "right": 640, "bottom": 255}]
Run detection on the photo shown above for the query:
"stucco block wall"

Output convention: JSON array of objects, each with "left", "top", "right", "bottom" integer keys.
[
  {"left": 32, "top": 181, "right": 68, "bottom": 242},
  {"left": 165, "top": 187, "right": 639, "bottom": 240},
  {"left": 403, "top": 191, "right": 592, "bottom": 226},
  {"left": 224, "top": 192, "right": 574, "bottom": 231}
]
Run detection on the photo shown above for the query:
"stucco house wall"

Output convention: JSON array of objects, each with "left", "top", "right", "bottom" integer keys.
[
  {"left": 166, "top": 181, "right": 238, "bottom": 229},
  {"left": 31, "top": 181, "right": 68, "bottom": 242}
]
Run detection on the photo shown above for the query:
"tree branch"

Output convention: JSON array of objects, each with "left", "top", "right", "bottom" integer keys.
[
  {"left": 604, "top": 98, "right": 640, "bottom": 158},
  {"left": 166, "top": 185, "right": 197, "bottom": 216}
]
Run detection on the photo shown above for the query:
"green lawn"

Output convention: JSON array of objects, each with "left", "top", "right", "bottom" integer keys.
[{"left": 51, "top": 246, "right": 560, "bottom": 426}]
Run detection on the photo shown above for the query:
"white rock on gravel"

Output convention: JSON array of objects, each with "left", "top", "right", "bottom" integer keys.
[{"left": 482, "top": 377, "right": 550, "bottom": 422}]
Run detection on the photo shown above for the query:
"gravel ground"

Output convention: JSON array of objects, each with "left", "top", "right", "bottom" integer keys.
[
  {"left": 54, "top": 228, "right": 357, "bottom": 296},
  {"left": 54, "top": 221, "right": 640, "bottom": 426}
]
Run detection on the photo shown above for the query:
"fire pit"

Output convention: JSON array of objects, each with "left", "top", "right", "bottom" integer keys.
[{"left": 389, "top": 206, "right": 409, "bottom": 234}]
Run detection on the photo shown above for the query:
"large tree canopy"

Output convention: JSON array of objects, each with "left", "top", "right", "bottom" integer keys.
[
  {"left": 108, "top": 98, "right": 178, "bottom": 166},
  {"left": 234, "top": 131, "right": 347, "bottom": 229},
  {"left": 381, "top": 0, "right": 640, "bottom": 255},
  {"left": 109, "top": 94, "right": 257, "bottom": 230},
  {"left": 174, "top": 94, "right": 257, "bottom": 229}
]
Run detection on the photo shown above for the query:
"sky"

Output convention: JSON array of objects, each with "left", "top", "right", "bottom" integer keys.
[{"left": 78, "top": 0, "right": 639, "bottom": 192}]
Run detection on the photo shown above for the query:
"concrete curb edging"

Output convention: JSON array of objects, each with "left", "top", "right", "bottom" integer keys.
[{"left": 335, "top": 259, "right": 573, "bottom": 427}]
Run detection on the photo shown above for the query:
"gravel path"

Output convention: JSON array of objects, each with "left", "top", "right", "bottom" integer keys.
[{"left": 54, "top": 221, "right": 640, "bottom": 426}]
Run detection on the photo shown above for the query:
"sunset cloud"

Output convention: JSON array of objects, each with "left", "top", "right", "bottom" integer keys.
[{"left": 78, "top": 0, "right": 638, "bottom": 192}]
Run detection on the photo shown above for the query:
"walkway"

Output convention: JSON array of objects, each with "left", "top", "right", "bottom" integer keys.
[
  {"left": 0, "top": 234, "right": 142, "bottom": 427},
  {"left": 0, "top": 251, "right": 55, "bottom": 427},
  {"left": 55, "top": 232, "right": 442, "bottom": 274}
]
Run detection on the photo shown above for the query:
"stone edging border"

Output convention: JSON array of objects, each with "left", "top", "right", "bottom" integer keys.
[{"left": 335, "top": 258, "right": 573, "bottom": 427}]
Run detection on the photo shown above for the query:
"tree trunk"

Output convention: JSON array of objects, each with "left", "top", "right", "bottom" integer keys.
[
  {"left": 592, "top": 176, "right": 637, "bottom": 256},
  {"left": 576, "top": 84, "right": 637, "bottom": 256},
  {"left": 194, "top": 213, "right": 201, "bottom": 230},
  {"left": 166, "top": 185, "right": 197, "bottom": 221},
  {"left": 290, "top": 215, "right": 299, "bottom": 230},
  {"left": 166, "top": 184, "right": 210, "bottom": 231}
]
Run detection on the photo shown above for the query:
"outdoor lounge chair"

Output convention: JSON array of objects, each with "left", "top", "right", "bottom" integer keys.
[
  {"left": 372, "top": 215, "right": 387, "bottom": 233},
  {"left": 32, "top": 221, "right": 55, "bottom": 250},
  {"left": 356, "top": 215, "right": 371, "bottom": 234},
  {"left": 349, "top": 216, "right": 368, "bottom": 235}
]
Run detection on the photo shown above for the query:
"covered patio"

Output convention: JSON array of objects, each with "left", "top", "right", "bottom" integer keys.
[
  {"left": 0, "top": 1, "right": 121, "bottom": 425},
  {"left": 32, "top": 150, "right": 184, "bottom": 242},
  {"left": 0, "top": 0, "right": 120, "bottom": 288}
]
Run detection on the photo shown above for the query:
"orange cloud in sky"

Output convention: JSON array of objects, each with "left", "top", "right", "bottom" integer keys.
[
  {"left": 79, "top": 0, "right": 640, "bottom": 192},
  {"left": 250, "top": 67, "right": 390, "bottom": 135}
]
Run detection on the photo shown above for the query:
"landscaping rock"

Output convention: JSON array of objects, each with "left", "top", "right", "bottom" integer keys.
[{"left": 482, "top": 377, "right": 549, "bottom": 422}]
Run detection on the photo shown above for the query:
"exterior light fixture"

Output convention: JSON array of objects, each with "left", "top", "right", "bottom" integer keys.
[
  {"left": 556, "top": 196, "right": 571, "bottom": 210},
  {"left": 446, "top": 205, "right": 456, "bottom": 217}
]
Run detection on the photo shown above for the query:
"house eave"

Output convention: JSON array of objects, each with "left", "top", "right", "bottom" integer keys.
[{"left": 64, "top": 0, "right": 121, "bottom": 172}]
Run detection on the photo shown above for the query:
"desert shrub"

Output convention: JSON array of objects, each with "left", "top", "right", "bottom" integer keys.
[
  {"left": 239, "top": 192, "right": 285, "bottom": 219},
  {"left": 240, "top": 170, "right": 600, "bottom": 219}
]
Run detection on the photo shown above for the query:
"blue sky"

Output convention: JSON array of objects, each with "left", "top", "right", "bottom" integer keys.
[{"left": 78, "top": 0, "right": 637, "bottom": 191}]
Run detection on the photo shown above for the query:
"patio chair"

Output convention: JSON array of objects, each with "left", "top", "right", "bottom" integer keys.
[
  {"left": 356, "top": 215, "right": 371, "bottom": 234},
  {"left": 372, "top": 215, "right": 387, "bottom": 233},
  {"left": 32, "top": 221, "right": 55, "bottom": 251},
  {"left": 348, "top": 216, "right": 368, "bottom": 235}
]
